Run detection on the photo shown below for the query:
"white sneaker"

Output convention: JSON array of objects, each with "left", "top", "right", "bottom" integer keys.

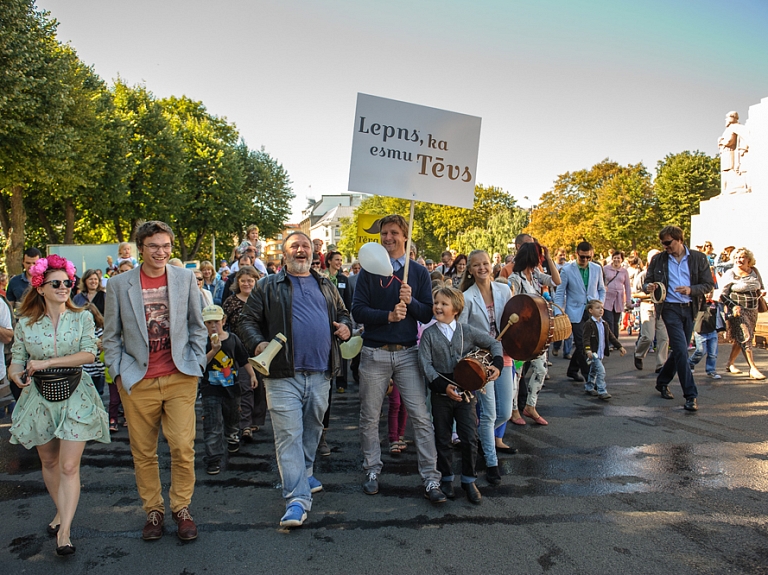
[{"left": 707, "top": 373, "right": 722, "bottom": 380}]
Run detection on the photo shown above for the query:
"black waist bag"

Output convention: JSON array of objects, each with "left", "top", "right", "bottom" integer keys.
[{"left": 33, "top": 367, "right": 83, "bottom": 402}]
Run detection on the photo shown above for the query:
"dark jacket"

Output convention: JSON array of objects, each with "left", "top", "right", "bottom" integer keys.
[
  {"left": 643, "top": 248, "right": 714, "bottom": 320},
  {"left": 583, "top": 318, "right": 623, "bottom": 358},
  {"left": 329, "top": 271, "right": 353, "bottom": 312},
  {"left": 238, "top": 268, "right": 352, "bottom": 378}
]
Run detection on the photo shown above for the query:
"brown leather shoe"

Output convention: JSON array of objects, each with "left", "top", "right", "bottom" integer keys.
[
  {"left": 172, "top": 507, "right": 198, "bottom": 541},
  {"left": 142, "top": 510, "right": 164, "bottom": 541}
]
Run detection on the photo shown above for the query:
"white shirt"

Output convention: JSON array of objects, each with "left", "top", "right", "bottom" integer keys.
[
  {"left": 592, "top": 316, "right": 606, "bottom": 359},
  {"left": 436, "top": 319, "right": 456, "bottom": 342},
  {"left": 0, "top": 302, "right": 11, "bottom": 380}
]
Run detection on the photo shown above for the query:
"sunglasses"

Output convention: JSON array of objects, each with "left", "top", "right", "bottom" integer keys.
[
  {"left": 311, "top": 262, "right": 321, "bottom": 267},
  {"left": 195, "top": 277, "right": 204, "bottom": 282},
  {"left": 661, "top": 240, "right": 674, "bottom": 247},
  {"left": 43, "top": 279, "right": 74, "bottom": 289},
  {"left": 577, "top": 254, "right": 592, "bottom": 260}
]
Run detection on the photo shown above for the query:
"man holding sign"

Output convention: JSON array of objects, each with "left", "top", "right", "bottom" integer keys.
[{"left": 352, "top": 215, "right": 446, "bottom": 503}]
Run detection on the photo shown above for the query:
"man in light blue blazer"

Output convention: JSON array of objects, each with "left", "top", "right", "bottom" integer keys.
[{"left": 553, "top": 241, "right": 606, "bottom": 382}]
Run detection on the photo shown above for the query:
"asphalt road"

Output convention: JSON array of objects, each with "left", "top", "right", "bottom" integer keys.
[{"left": 1, "top": 333, "right": 767, "bottom": 575}]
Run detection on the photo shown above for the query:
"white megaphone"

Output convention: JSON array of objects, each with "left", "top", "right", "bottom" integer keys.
[
  {"left": 358, "top": 242, "right": 393, "bottom": 277},
  {"left": 249, "top": 333, "right": 287, "bottom": 376}
]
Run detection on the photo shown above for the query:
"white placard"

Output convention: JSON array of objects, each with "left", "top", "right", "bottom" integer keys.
[{"left": 348, "top": 93, "right": 481, "bottom": 209}]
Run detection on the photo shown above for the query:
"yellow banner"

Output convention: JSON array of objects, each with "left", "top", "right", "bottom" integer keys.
[{"left": 355, "top": 214, "right": 384, "bottom": 252}]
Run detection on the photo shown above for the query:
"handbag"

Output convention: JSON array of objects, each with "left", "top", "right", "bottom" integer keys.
[
  {"left": 32, "top": 367, "right": 83, "bottom": 402},
  {"left": 758, "top": 296, "right": 768, "bottom": 314}
]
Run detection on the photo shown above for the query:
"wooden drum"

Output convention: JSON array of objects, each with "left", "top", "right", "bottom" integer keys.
[
  {"left": 454, "top": 349, "right": 493, "bottom": 392},
  {"left": 498, "top": 294, "right": 554, "bottom": 361}
]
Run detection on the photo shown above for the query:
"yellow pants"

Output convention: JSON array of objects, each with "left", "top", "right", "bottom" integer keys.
[{"left": 119, "top": 372, "right": 198, "bottom": 514}]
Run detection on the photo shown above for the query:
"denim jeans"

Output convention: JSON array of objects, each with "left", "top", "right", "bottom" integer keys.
[
  {"left": 689, "top": 331, "right": 718, "bottom": 374},
  {"left": 202, "top": 394, "right": 240, "bottom": 465},
  {"left": 658, "top": 304, "right": 698, "bottom": 399},
  {"left": 586, "top": 357, "right": 607, "bottom": 394},
  {"left": 264, "top": 371, "right": 330, "bottom": 511},
  {"left": 359, "top": 346, "right": 440, "bottom": 484},
  {"left": 553, "top": 334, "right": 573, "bottom": 355},
  {"left": 476, "top": 365, "right": 515, "bottom": 468}
]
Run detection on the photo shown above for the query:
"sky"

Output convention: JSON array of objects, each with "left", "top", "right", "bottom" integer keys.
[{"left": 37, "top": 0, "right": 768, "bottom": 219}]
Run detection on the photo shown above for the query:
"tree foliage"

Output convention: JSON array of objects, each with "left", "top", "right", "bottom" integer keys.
[
  {"left": 0, "top": 11, "right": 294, "bottom": 272},
  {"left": 654, "top": 151, "right": 720, "bottom": 237},
  {"left": 336, "top": 185, "right": 524, "bottom": 261}
]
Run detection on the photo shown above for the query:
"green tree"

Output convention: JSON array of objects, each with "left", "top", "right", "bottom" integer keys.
[
  {"left": 109, "top": 80, "right": 185, "bottom": 242},
  {"left": 595, "top": 164, "right": 659, "bottom": 253},
  {"left": 0, "top": 1, "right": 71, "bottom": 273},
  {"left": 453, "top": 209, "right": 530, "bottom": 256},
  {"left": 654, "top": 151, "right": 720, "bottom": 237},
  {"left": 232, "top": 143, "right": 294, "bottom": 243},
  {"left": 160, "top": 96, "right": 245, "bottom": 260},
  {"left": 527, "top": 159, "right": 651, "bottom": 254}
]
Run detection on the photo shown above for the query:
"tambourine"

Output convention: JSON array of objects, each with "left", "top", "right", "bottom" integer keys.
[{"left": 650, "top": 282, "right": 667, "bottom": 304}]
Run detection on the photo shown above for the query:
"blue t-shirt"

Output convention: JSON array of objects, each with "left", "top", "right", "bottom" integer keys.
[{"left": 288, "top": 274, "right": 331, "bottom": 372}]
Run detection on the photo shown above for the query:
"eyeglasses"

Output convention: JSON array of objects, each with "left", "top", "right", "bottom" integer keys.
[
  {"left": 661, "top": 240, "right": 674, "bottom": 247},
  {"left": 577, "top": 254, "right": 592, "bottom": 260},
  {"left": 43, "top": 279, "right": 74, "bottom": 289},
  {"left": 311, "top": 262, "right": 321, "bottom": 267},
  {"left": 144, "top": 243, "right": 173, "bottom": 252}
]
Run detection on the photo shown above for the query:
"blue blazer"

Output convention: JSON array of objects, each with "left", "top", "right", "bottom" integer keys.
[{"left": 553, "top": 261, "right": 606, "bottom": 323}]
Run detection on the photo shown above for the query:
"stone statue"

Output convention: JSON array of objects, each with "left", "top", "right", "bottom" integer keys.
[{"left": 718, "top": 111, "right": 750, "bottom": 194}]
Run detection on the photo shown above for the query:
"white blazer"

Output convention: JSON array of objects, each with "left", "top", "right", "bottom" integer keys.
[{"left": 458, "top": 281, "right": 512, "bottom": 334}]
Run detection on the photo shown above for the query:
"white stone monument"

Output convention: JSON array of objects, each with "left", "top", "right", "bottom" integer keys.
[{"left": 691, "top": 97, "right": 768, "bottom": 280}]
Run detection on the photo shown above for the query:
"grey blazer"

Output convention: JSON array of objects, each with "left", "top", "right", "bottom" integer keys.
[{"left": 103, "top": 265, "right": 207, "bottom": 393}]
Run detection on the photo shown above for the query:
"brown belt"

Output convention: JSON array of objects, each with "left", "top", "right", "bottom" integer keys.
[{"left": 377, "top": 344, "right": 412, "bottom": 352}]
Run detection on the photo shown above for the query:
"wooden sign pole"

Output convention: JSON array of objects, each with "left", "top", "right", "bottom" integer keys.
[{"left": 402, "top": 199, "right": 416, "bottom": 285}]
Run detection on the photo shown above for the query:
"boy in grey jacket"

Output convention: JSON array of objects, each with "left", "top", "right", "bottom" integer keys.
[{"left": 418, "top": 287, "right": 503, "bottom": 504}]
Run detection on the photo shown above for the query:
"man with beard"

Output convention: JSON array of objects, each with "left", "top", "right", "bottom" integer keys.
[
  {"left": 352, "top": 214, "right": 445, "bottom": 503},
  {"left": 238, "top": 232, "right": 352, "bottom": 527}
]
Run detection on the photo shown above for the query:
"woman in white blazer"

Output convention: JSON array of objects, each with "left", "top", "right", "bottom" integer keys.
[{"left": 458, "top": 250, "right": 516, "bottom": 485}]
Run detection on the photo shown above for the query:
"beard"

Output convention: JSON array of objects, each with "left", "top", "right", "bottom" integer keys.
[{"left": 285, "top": 255, "right": 311, "bottom": 275}]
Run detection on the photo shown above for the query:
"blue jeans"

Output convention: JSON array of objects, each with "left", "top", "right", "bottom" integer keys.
[
  {"left": 264, "top": 371, "right": 331, "bottom": 511},
  {"left": 689, "top": 331, "right": 718, "bottom": 374},
  {"left": 359, "top": 346, "right": 440, "bottom": 484},
  {"left": 202, "top": 394, "right": 240, "bottom": 465},
  {"left": 659, "top": 304, "right": 698, "bottom": 399},
  {"left": 476, "top": 365, "right": 515, "bottom": 468},
  {"left": 553, "top": 334, "right": 573, "bottom": 355},
  {"left": 586, "top": 357, "right": 607, "bottom": 394}
]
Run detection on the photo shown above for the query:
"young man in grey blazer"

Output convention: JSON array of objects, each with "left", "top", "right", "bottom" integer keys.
[{"left": 103, "top": 221, "right": 207, "bottom": 542}]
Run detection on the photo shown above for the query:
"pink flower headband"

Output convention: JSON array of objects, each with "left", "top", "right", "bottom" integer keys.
[{"left": 29, "top": 254, "right": 77, "bottom": 288}]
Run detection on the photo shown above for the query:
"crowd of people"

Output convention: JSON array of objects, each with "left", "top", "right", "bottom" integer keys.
[{"left": 2, "top": 217, "right": 766, "bottom": 553}]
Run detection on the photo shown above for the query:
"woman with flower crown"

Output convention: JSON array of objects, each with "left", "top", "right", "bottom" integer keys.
[{"left": 7, "top": 254, "right": 109, "bottom": 557}]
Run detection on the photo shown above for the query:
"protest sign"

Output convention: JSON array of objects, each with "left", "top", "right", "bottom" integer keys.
[{"left": 348, "top": 94, "right": 481, "bottom": 209}]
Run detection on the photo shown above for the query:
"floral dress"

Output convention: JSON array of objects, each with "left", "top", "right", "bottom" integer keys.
[{"left": 9, "top": 310, "right": 110, "bottom": 448}]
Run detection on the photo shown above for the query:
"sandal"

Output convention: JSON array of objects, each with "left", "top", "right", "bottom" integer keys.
[
  {"left": 523, "top": 407, "right": 549, "bottom": 426},
  {"left": 389, "top": 442, "right": 401, "bottom": 454},
  {"left": 109, "top": 419, "right": 118, "bottom": 433},
  {"left": 728, "top": 364, "right": 742, "bottom": 374},
  {"left": 749, "top": 369, "right": 766, "bottom": 380}
]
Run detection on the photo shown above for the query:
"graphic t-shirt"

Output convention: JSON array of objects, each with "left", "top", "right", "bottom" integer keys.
[
  {"left": 201, "top": 332, "right": 249, "bottom": 398},
  {"left": 140, "top": 267, "right": 178, "bottom": 379}
]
